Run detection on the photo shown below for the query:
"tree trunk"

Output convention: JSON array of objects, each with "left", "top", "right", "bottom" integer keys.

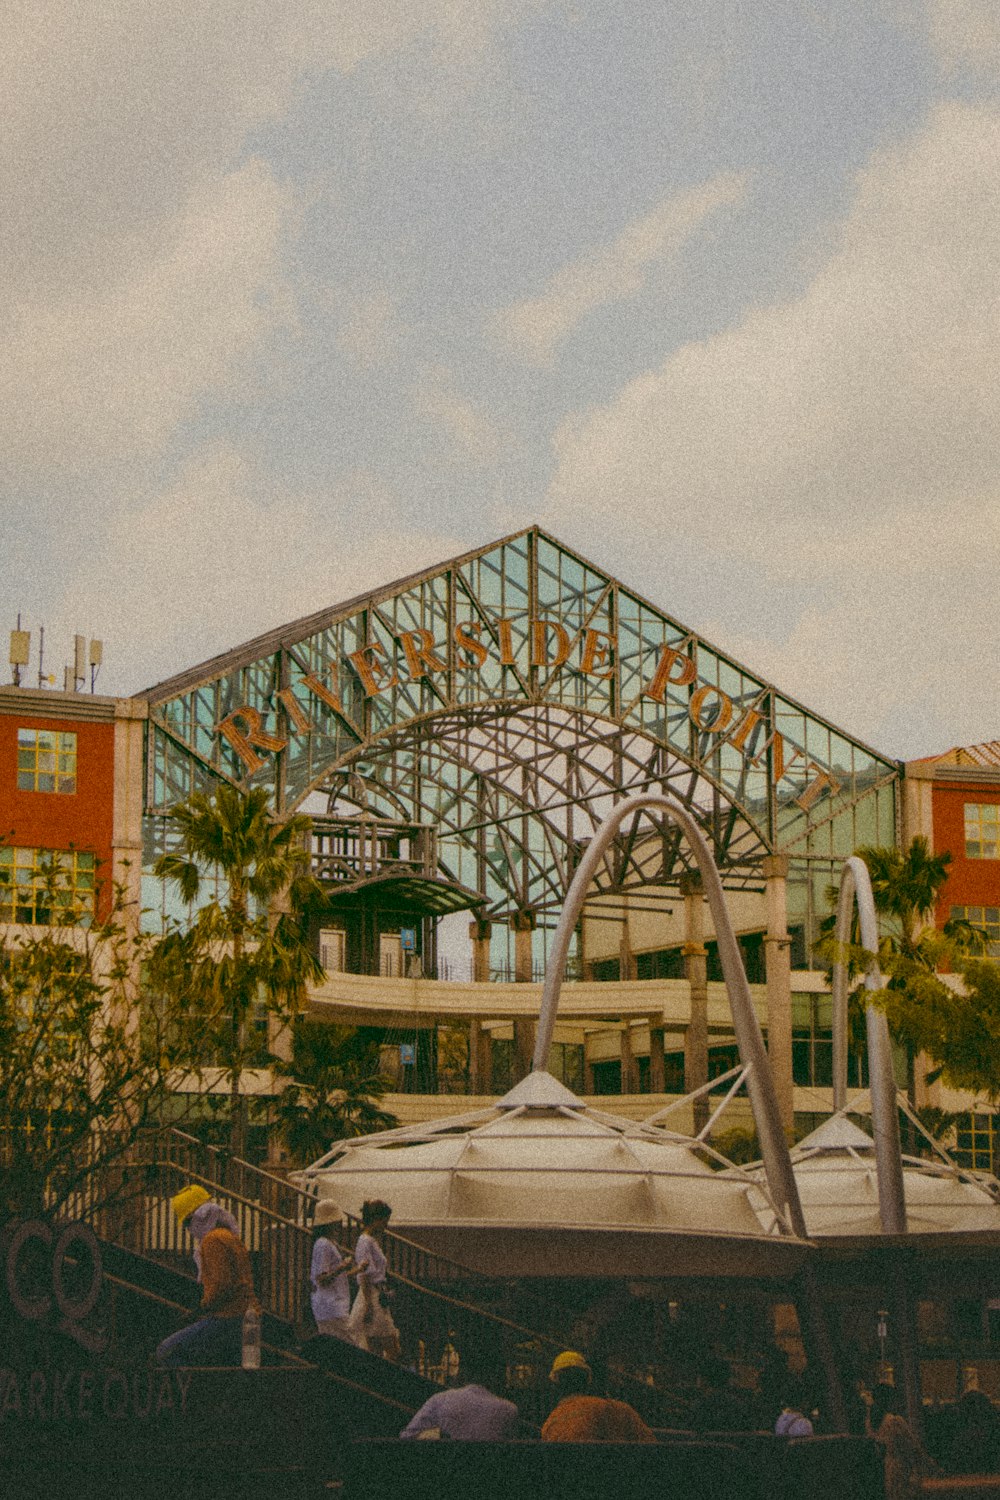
[{"left": 230, "top": 887, "right": 247, "bottom": 1160}]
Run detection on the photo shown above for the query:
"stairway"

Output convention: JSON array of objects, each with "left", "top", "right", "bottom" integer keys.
[
  {"left": 69, "top": 1126, "right": 680, "bottom": 1428},
  {"left": 69, "top": 1127, "right": 572, "bottom": 1421}
]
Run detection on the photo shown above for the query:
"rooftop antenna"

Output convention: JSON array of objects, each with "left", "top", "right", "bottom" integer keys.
[
  {"left": 9, "top": 614, "right": 29, "bottom": 687},
  {"left": 63, "top": 635, "right": 103, "bottom": 693},
  {"left": 73, "top": 634, "right": 86, "bottom": 692}
]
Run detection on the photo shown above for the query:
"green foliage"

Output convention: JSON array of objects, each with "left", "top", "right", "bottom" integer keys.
[
  {"left": 270, "top": 1020, "right": 398, "bottom": 1165},
  {"left": 0, "top": 877, "right": 203, "bottom": 1219},
  {"left": 707, "top": 1125, "right": 760, "bottom": 1166},
  {"left": 911, "top": 1106, "right": 962, "bottom": 1144},
  {"left": 860, "top": 836, "right": 953, "bottom": 940},
  {"left": 905, "top": 960, "right": 1000, "bottom": 1106},
  {"left": 152, "top": 785, "right": 324, "bottom": 1156},
  {"left": 818, "top": 836, "right": 993, "bottom": 1108}
]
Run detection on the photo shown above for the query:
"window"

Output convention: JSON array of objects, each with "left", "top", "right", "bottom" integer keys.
[
  {"left": 319, "top": 928, "right": 345, "bottom": 972},
  {"left": 955, "top": 1112, "right": 997, "bottom": 1172},
  {"left": 636, "top": 947, "right": 685, "bottom": 980},
  {"left": 791, "top": 993, "right": 868, "bottom": 1088},
  {"left": 951, "top": 905, "right": 1000, "bottom": 957},
  {"left": 0, "top": 847, "right": 96, "bottom": 926},
  {"left": 964, "top": 803, "right": 1000, "bottom": 859},
  {"left": 17, "top": 728, "right": 77, "bottom": 793}
]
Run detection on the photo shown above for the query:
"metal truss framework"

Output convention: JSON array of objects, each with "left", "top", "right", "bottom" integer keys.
[{"left": 142, "top": 528, "right": 899, "bottom": 924}]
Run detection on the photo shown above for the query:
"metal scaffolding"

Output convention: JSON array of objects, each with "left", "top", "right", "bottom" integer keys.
[{"left": 141, "top": 527, "right": 899, "bottom": 932}]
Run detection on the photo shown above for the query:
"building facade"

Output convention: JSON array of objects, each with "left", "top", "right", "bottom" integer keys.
[
  {"left": 904, "top": 742, "right": 1000, "bottom": 1168},
  {"left": 0, "top": 687, "right": 146, "bottom": 931},
  {"left": 4, "top": 529, "right": 993, "bottom": 1153}
]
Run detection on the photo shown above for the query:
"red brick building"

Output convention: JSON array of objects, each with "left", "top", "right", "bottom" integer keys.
[
  {"left": 904, "top": 741, "right": 1000, "bottom": 953},
  {"left": 0, "top": 686, "right": 146, "bottom": 929},
  {"left": 904, "top": 741, "right": 1000, "bottom": 1166}
]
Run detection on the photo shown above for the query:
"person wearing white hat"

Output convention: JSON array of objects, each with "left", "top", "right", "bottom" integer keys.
[{"left": 310, "top": 1200, "right": 356, "bottom": 1341}]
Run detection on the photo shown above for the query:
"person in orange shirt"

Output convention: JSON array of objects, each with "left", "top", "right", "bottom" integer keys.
[
  {"left": 541, "top": 1351, "right": 656, "bottom": 1443},
  {"left": 156, "top": 1185, "right": 259, "bottom": 1367}
]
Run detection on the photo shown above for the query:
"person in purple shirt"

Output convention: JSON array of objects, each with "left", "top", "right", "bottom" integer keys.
[
  {"left": 774, "top": 1379, "right": 814, "bottom": 1437},
  {"left": 400, "top": 1347, "right": 520, "bottom": 1440}
]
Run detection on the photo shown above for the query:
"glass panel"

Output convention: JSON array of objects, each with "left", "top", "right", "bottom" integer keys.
[{"left": 141, "top": 530, "right": 900, "bottom": 929}]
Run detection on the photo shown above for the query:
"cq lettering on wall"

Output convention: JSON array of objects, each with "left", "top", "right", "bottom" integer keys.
[{"left": 2, "top": 1219, "right": 107, "bottom": 1355}]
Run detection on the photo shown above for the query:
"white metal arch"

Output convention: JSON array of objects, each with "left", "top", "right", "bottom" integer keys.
[
  {"left": 534, "top": 791, "right": 808, "bottom": 1240},
  {"left": 831, "top": 854, "right": 907, "bottom": 1233}
]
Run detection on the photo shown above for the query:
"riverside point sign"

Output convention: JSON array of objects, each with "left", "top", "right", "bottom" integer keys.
[
  {"left": 215, "top": 618, "right": 843, "bottom": 814},
  {"left": 145, "top": 531, "right": 899, "bottom": 913}
]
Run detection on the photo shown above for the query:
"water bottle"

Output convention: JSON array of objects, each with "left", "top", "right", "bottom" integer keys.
[{"left": 242, "top": 1303, "right": 261, "bottom": 1369}]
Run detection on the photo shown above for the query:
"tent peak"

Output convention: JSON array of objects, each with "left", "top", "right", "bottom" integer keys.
[
  {"left": 795, "top": 1114, "right": 875, "bottom": 1153},
  {"left": 496, "top": 1070, "right": 586, "bottom": 1110}
]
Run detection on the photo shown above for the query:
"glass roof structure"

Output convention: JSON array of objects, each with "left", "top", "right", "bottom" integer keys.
[{"left": 142, "top": 527, "right": 899, "bottom": 934}]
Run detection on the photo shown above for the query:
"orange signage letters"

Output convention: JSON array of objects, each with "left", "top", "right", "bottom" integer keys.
[{"left": 213, "top": 618, "right": 841, "bottom": 810}]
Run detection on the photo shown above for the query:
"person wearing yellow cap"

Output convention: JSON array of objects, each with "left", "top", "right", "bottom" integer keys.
[
  {"left": 156, "top": 1185, "right": 258, "bottom": 1367},
  {"left": 541, "top": 1350, "right": 656, "bottom": 1444},
  {"left": 171, "top": 1183, "right": 211, "bottom": 1226}
]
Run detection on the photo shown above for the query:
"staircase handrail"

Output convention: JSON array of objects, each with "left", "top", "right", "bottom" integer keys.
[{"left": 74, "top": 1140, "right": 679, "bottom": 1423}]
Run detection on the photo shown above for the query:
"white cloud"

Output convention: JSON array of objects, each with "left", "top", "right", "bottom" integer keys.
[
  {"left": 0, "top": 2, "right": 541, "bottom": 483},
  {"left": 1, "top": 1, "right": 543, "bottom": 289},
  {"left": 917, "top": 0, "right": 1000, "bottom": 77},
  {"left": 494, "top": 173, "right": 748, "bottom": 364},
  {"left": 45, "top": 444, "right": 467, "bottom": 695},
  {"left": 0, "top": 162, "right": 294, "bottom": 475},
  {"left": 705, "top": 496, "right": 1000, "bottom": 757},
  {"left": 544, "top": 102, "right": 1000, "bottom": 757}
]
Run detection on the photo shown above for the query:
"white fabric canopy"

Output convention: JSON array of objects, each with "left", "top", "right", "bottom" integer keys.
[
  {"left": 298, "top": 1070, "right": 806, "bottom": 1275},
  {"left": 747, "top": 1113, "right": 1000, "bottom": 1239}
]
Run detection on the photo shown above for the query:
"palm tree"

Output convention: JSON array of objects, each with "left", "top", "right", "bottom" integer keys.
[
  {"left": 271, "top": 1021, "right": 397, "bottom": 1165},
  {"left": 153, "top": 784, "right": 323, "bottom": 1156},
  {"left": 822, "top": 836, "right": 986, "bottom": 1117}
]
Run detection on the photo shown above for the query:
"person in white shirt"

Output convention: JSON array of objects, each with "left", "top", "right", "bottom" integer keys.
[
  {"left": 347, "top": 1198, "right": 400, "bottom": 1359},
  {"left": 309, "top": 1200, "right": 356, "bottom": 1340}
]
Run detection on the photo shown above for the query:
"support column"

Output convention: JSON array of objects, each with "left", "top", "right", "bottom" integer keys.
[
  {"left": 619, "top": 1022, "right": 639, "bottom": 1095},
  {"left": 469, "top": 915, "right": 492, "bottom": 983},
  {"left": 512, "top": 909, "right": 536, "bottom": 1078},
  {"left": 109, "top": 698, "right": 149, "bottom": 1247},
  {"left": 680, "top": 871, "right": 709, "bottom": 1131},
  {"left": 469, "top": 1018, "right": 493, "bottom": 1095},
  {"left": 512, "top": 908, "right": 536, "bottom": 982},
  {"left": 648, "top": 1016, "right": 666, "bottom": 1095},
  {"left": 619, "top": 910, "right": 636, "bottom": 981},
  {"left": 763, "top": 852, "right": 794, "bottom": 1136}
]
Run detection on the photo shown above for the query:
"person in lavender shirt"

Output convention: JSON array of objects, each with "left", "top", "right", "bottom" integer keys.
[{"left": 401, "top": 1345, "right": 520, "bottom": 1440}]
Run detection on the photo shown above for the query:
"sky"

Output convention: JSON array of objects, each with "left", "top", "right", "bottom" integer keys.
[{"left": 3, "top": 0, "right": 999, "bottom": 762}]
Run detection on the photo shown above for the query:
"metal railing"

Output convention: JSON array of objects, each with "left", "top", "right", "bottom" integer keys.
[
  {"left": 65, "top": 1149, "right": 314, "bottom": 1327},
  {"left": 61, "top": 1125, "right": 678, "bottom": 1424}
]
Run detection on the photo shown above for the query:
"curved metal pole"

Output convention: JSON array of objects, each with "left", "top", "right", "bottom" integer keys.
[
  {"left": 831, "top": 856, "right": 907, "bottom": 1235},
  {"left": 535, "top": 792, "right": 808, "bottom": 1240}
]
